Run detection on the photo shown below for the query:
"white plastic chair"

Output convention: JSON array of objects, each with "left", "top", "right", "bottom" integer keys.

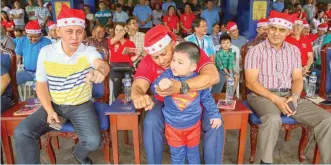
[{"left": 17, "top": 64, "right": 34, "bottom": 101}]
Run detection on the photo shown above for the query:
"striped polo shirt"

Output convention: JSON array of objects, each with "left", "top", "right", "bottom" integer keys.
[{"left": 36, "top": 40, "right": 102, "bottom": 105}]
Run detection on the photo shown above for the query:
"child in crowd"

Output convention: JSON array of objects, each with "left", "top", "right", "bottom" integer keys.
[
  {"left": 13, "top": 28, "right": 23, "bottom": 45},
  {"left": 214, "top": 35, "right": 239, "bottom": 93},
  {"left": 113, "top": 4, "right": 129, "bottom": 23},
  {"left": 152, "top": 42, "right": 222, "bottom": 164},
  {"left": 105, "top": 24, "right": 115, "bottom": 39}
]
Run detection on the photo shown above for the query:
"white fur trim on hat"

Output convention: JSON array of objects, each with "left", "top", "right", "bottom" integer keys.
[
  {"left": 57, "top": 17, "right": 85, "bottom": 28},
  {"left": 294, "top": 20, "right": 303, "bottom": 25},
  {"left": 257, "top": 22, "right": 269, "bottom": 28},
  {"left": 25, "top": 29, "right": 42, "bottom": 34},
  {"left": 303, "top": 24, "right": 310, "bottom": 28},
  {"left": 318, "top": 27, "right": 327, "bottom": 31},
  {"left": 269, "top": 18, "right": 293, "bottom": 29},
  {"left": 144, "top": 35, "right": 172, "bottom": 55},
  {"left": 48, "top": 24, "right": 57, "bottom": 30},
  {"left": 229, "top": 25, "right": 238, "bottom": 31}
]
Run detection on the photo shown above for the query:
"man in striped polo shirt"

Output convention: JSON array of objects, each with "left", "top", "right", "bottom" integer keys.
[
  {"left": 245, "top": 10, "right": 331, "bottom": 164},
  {"left": 14, "top": 4, "right": 110, "bottom": 164}
]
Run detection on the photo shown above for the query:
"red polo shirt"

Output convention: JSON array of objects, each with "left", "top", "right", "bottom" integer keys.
[
  {"left": 306, "top": 34, "right": 318, "bottom": 43},
  {"left": 285, "top": 35, "right": 312, "bottom": 66},
  {"left": 163, "top": 14, "right": 179, "bottom": 31},
  {"left": 180, "top": 13, "right": 196, "bottom": 33},
  {"left": 108, "top": 39, "right": 136, "bottom": 65},
  {"left": 325, "top": 10, "right": 331, "bottom": 18},
  {"left": 134, "top": 49, "right": 212, "bottom": 101},
  {"left": 1, "top": 20, "right": 15, "bottom": 37}
]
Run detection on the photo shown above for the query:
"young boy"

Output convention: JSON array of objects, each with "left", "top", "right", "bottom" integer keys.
[
  {"left": 214, "top": 35, "right": 239, "bottom": 93},
  {"left": 113, "top": 4, "right": 129, "bottom": 23},
  {"left": 152, "top": 42, "right": 222, "bottom": 164},
  {"left": 95, "top": 1, "right": 113, "bottom": 27}
]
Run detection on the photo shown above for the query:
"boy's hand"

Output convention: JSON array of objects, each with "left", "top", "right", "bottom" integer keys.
[
  {"left": 210, "top": 118, "right": 222, "bottom": 129},
  {"left": 158, "top": 78, "right": 172, "bottom": 90}
]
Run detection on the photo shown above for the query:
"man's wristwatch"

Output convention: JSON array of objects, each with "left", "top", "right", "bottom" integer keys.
[{"left": 180, "top": 81, "right": 190, "bottom": 94}]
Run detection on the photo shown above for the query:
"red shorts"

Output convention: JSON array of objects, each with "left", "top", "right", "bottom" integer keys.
[{"left": 165, "top": 121, "right": 201, "bottom": 148}]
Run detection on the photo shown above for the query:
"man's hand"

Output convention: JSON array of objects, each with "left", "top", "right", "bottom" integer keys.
[
  {"left": 155, "top": 79, "right": 181, "bottom": 97},
  {"left": 285, "top": 96, "right": 297, "bottom": 116},
  {"left": 157, "top": 78, "right": 172, "bottom": 90},
  {"left": 210, "top": 118, "right": 222, "bottom": 129},
  {"left": 141, "top": 21, "right": 146, "bottom": 26},
  {"left": 85, "top": 69, "right": 105, "bottom": 84},
  {"left": 47, "top": 110, "right": 60, "bottom": 124},
  {"left": 272, "top": 95, "right": 293, "bottom": 116},
  {"left": 132, "top": 94, "right": 154, "bottom": 110},
  {"left": 303, "top": 66, "right": 310, "bottom": 76}
]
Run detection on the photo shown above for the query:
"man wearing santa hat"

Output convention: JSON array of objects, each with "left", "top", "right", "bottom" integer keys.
[
  {"left": 322, "top": 26, "right": 331, "bottom": 46},
  {"left": 14, "top": 4, "right": 110, "bottom": 164},
  {"left": 313, "top": 23, "right": 329, "bottom": 45},
  {"left": 15, "top": 20, "right": 52, "bottom": 86},
  {"left": 226, "top": 21, "right": 248, "bottom": 49},
  {"left": 46, "top": 20, "right": 58, "bottom": 43},
  {"left": 256, "top": 18, "right": 269, "bottom": 37},
  {"left": 131, "top": 24, "right": 224, "bottom": 164},
  {"left": 245, "top": 10, "right": 331, "bottom": 164}
]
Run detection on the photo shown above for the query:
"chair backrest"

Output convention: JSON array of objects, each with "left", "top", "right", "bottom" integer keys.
[
  {"left": 319, "top": 43, "right": 331, "bottom": 98},
  {"left": 230, "top": 45, "right": 241, "bottom": 74},
  {"left": 0, "top": 48, "right": 19, "bottom": 104},
  {"left": 92, "top": 46, "right": 110, "bottom": 103}
]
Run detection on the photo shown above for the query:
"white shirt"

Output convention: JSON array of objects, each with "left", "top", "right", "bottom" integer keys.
[
  {"left": 9, "top": 9, "right": 25, "bottom": 26},
  {"left": 312, "top": 18, "right": 325, "bottom": 34},
  {"left": 2, "top": 6, "right": 10, "bottom": 14}
]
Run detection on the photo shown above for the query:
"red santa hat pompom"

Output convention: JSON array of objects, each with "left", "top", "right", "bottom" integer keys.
[
  {"left": 269, "top": 10, "right": 296, "bottom": 29},
  {"left": 47, "top": 21, "right": 57, "bottom": 30},
  {"left": 302, "top": 20, "right": 309, "bottom": 28},
  {"left": 317, "top": 23, "right": 328, "bottom": 31},
  {"left": 226, "top": 22, "right": 238, "bottom": 31},
  {"left": 144, "top": 25, "right": 177, "bottom": 55},
  {"left": 257, "top": 18, "right": 269, "bottom": 28},
  {"left": 57, "top": 4, "right": 85, "bottom": 28},
  {"left": 25, "top": 21, "right": 41, "bottom": 34}
]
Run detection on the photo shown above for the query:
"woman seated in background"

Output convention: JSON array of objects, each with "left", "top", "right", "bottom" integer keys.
[{"left": 163, "top": 5, "right": 179, "bottom": 34}]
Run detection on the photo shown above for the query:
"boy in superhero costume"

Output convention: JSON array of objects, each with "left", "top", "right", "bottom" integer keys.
[{"left": 152, "top": 42, "right": 222, "bottom": 164}]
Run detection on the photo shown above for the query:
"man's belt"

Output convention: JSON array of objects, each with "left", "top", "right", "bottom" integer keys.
[
  {"left": 24, "top": 67, "right": 36, "bottom": 73},
  {"left": 268, "top": 88, "right": 290, "bottom": 93}
]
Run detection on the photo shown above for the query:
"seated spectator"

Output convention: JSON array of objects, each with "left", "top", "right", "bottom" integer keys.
[
  {"left": 133, "top": 0, "right": 153, "bottom": 32},
  {"left": 162, "top": 0, "right": 176, "bottom": 14},
  {"left": 123, "top": 0, "right": 134, "bottom": 16},
  {"left": 95, "top": 1, "right": 113, "bottom": 27},
  {"left": 256, "top": 18, "right": 269, "bottom": 37},
  {"left": 303, "top": 0, "right": 316, "bottom": 23},
  {"left": 218, "top": 23, "right": 227, "bottom": 37},
  {"left": 127, "top": 17, "right": 145, "bottom": 61},
  {"left": 13, "top": 29, "right": 23, "bottom": 46},
  {"left": 271, "top": 0, "right": 284, "bottom": 12},
  {"left": 226, "top": 22, "right": 248, "bottom": 49},
  {"left": 322, "top": 27, "right": 331, "bottom": 46},
  {"left": 163, "top": 6, "right": 179, "bottom": 33},
  {"left": 1, "top": 11, "right": 15, "bottom": 37},
  {"left": 282, "top": 7, "right": 290, "bottom": 14},
  {"left": 84, "top": 25, "right": 108, "bottom": 50},
  {"left": 25, "top": 0, "right": 37, "bottom": 21},
  {"left": 152, "top": 3, "right": 163, "bottom": 26},
  {"left": 1, "top": 1, "right": 10, "bottom": 14},
  {"left": 1, "top": 53, "right": 12, "bottom": 112},
  {"left": 108, "top": 22, "right": 139, "bottom": 98},
  {"left": 84, "top": 5, "right": 95, "bottom": 37},
  {"left": 180, "top": 3, "right": 195, "bottom": 37},
  {"left": 46, "top": 21, "right": 58, "bottom": 43},
  {"left": 15, "top": 21, "right": 52, "bottom": 86},
  {"left": 293, "top": 3, "right": 307, "bottom": 20},
  {"left": 9, "top": 1, "right": 25, "bottom": 30},
  {"left": 301, "top": 20, "right": 313, "bottom": 39},
  {"left": 209, "top": 23, "right": 220, "bottom": 45},
  {"left": 313, "top": 23, "right": 328, "bottom": 46},
  {"left": 200, "top": 0, "right": 220, "bottom": 35},
  {"left": 35, "top": 0, "right": 50, "bottom": 31},
  {"left": 325, "top": 3, "right": 331, "bottom": 19},
  {"left": 113, "top": 4, "right": 129, "bottom": 23},
  {"left": 185, "top": 18, "right": 216, "bottom": 59},
  {"left": 0, "top": 26, "right": 15, "bottom": 50},
  {"left": 311, "top": 10, "right": 325, "bottom": 34},
  {"left": 105, "top": 24, "right": 115, "bottom": 39}
]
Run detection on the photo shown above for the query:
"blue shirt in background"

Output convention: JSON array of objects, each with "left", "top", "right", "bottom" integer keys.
[
  {"left": 185, "top": 34, "right": 216, "bottom": 57},
  {"left": 133, "top": 5, "right": 153, "bottom": 28},
  {"left": 271, "top": 2, "right": 284, "bottom": 12},
  {"left": 162, "top": 2, "right": 176, "bottom": 13},
  {"left": 15, "top": 36, "right": 52, "bottom": 71},
  {"left": 200, "top": 9, "right": 220, "bottom": 34},
  {"left": 231, "top": 36, "right": 248, "bottom": 50},
  {"left": 1, "top": 53, "right": 12, "bottom": 112},
  {"left": 113, "top": 11, "right": 129, "bottom": 23}
]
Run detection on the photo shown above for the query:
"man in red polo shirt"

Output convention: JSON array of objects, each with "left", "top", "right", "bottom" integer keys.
[
  {"left": 285, "top": 18, "right": 313, "bottom": 76},
  {"left": 131, "top": 25, "right": 224, "bottom": 164}
]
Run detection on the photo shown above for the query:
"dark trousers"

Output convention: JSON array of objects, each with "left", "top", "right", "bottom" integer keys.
[
  {"left": 109, "top": 70, "right": 132, "bottom": 99},
  {"left": 14, "top": 101, "right": 101, "bottom": 164}
]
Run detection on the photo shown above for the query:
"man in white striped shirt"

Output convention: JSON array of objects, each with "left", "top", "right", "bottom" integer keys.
[{"left": 245, "top": 10, "right": 331, "bottom": 164}]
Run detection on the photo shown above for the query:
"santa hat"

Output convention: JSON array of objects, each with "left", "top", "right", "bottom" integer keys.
[
  {"left": 257, "top": 18, "right": 269, "bottom": 28},
  {"left": 47, "top": 21, "right": 57, "bottom": 30},
  {"left": 269, "top": 10, "right": 295, "bottom": 29},
  {"left": 226, "top": 22, "right": 238, "bottom": 31},
  {"left": 144, "top": 25, "right": 177, "bottom": 55},
  {"left": 25, "top": 21, "right": 41, "bottom": 34},
  {"left": 317, "top": 23, "right": 328, "bottom": 31},
  {"left": 303, "top": 20, "right": 309, "bottom": 28},
  {"left": 293, "top": 18, "right": 303, "bottom": 25},
  {"left": 57, "top": 4, "right": 85, "bottom": 28}
]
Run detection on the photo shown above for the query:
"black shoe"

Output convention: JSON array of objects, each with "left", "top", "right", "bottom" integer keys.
[
  {"left": 260, "top": 160, "right": 271, "bottom": 164},
  {"left": 71, "top": 147, "right": 93, "bottom": 164}
]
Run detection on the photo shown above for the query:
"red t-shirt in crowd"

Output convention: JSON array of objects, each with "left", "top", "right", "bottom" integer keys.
[
  {"left": 163, "top": 14, "right": 179, "bottom": 31},
  {"left": 134, "top": 49, "right": 212, "bottom": 101},
  {"left": 306, "top": 34, "right": 318, "bottom": 43},
  {"left": 108, "top": 39, "right": 136, "bottom": 65},
  {"left": 325, "top": 10, "right": 331, "bottom": 18},
  {"left": 1, "top": 20, "right": 15, "bottom": 37},
  {"left": 285, "top": 35, "right": 312, "bottom": 66},
  {"left": 294, "top": 11, "right": 307, "bottom": 20},
  {"left": 180, "top": 13, "right": 195, "bottom": 33}
]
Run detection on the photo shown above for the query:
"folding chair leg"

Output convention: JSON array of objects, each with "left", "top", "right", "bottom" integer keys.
[{"left": 18, "top": 86, "right": 24, "bottom": 101}]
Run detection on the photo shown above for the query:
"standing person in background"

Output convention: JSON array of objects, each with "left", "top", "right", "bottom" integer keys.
[
  {"left": 123, "top": 0, "right": 134, "bottom": 16},
  {"left": 303, "top": 0, "right": 316, "bottom": 23},
  {"left": 325, "top": 3, "right": 331, "bottom": 19},
  {"left": 209, "top": 23, "right": 220, "bottom": 45},
  {"left": 113, "top": 4, "right": 129, "bottom": 23},
  {"left": 180, "top": 3, "right": 195, "bottom": 37},
  {"left": 35, "top": 0, "right": 50, "bottom": 31},
  {"left": 95, "top": 1, "right": 113, "bottom": 27},
  {"left": 84, "top": 5, "right": 95, "bottom": 37},
  {"left": 163, "top": 6, "right": 179, "bottom": 34},
  {"left": 127, "top": 17, "right": 146, "bottom": 62},
  {"left": 9, "top": 1, "right": 25, "bottom": 30},
  {"left": 226, "top": 22, "right": 247, "bottom": 50},
  {"left": 200, "top": 0, "right": 220, "bottom": 35},
  {"left": 152, "top": 3, "right": 163, "bottom": 26},
  {"left": 271, "top": 0, "right": 284, "bottom": 12},
  {"left": 1, "top": 1, "right": 10, "bottom": 14},
  {"left": 293, "top": 3, "right": 307, "bottom": 20},
  {"left": 190, "top": 0, "right": 202, "bottom": 16},
  {"left": 25, "top": 0, "right": 37, "bottom": 21},
  {"left": 162, "top": 0, "right": 176, "bottom": 14},
  {"left": 311, "top": 10, "right": 325, "bottom": 34},
  {"left": 285, "top": 0, "right": 297, "bottom": 13},
  {"left": 1, "top": 11, "right": 15, "bottom": 37},
  {"left": 133, "top": 0, "right": 153, "bottom": 32}
]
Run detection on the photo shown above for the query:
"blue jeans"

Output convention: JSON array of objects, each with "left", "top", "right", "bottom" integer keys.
[
  {"left": 16, "top": 70, "right": 35, "bottom": 85},
  {"left": 211, "top": 70, "right": 227, "bottom": 94},
  {"left": 144, "top": 100, "right": 225, "bottom": 164},
  {"left": 14, "top": 101, "right": 101, "bottom": 164}
]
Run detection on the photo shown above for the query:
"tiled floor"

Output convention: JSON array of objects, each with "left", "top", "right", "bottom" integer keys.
[{"left": 3, "top": 126, "right": 317, "bottom": 164}]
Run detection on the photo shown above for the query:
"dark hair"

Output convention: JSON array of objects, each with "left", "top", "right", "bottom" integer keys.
[
  {"left": 294, "top": 3, "right": 301, "bottom": 8},
  {"left": 220, "top": 35, "right": 231, "bottom": 42},
  {"left": 167, "top": 5, "right": 176, "bottom": 13},
  {"left": 105, "top": 24, "right": 114, "bottom": 29},
  {"left": 315, "top": 10, "right": 324, "bottom": 21},
  {"left": 212, "top": 23, "right": 219, "bottom": 28},
  {"left": 1, "top": 10, "right": 8, "bottom": 15},
  {"left": 115, "top": 4, "right": 122, "bottom": 8},
  {"left": 114, "top": 22, "right": 129, "bottom": 38},
  {"left": 127, "top": 17, "right": 137, "bottom": 24},
  {"left": 192, "top": 18, "right": 206, "bottom": 29},
  {"left": 14, "top": 28, "right": 23, "bottom": 33},
  {"left": 206, "top": 0, "right": 213, "bottom": 4},
  {"left": 98, "top": 1, "right": 105, "bottom": 5},
  {"left": 174, "top": 41, "right": 200, "bottom": 64},
  {"left": 184, "top": 2, "right": 192, "bottom": 8}
]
